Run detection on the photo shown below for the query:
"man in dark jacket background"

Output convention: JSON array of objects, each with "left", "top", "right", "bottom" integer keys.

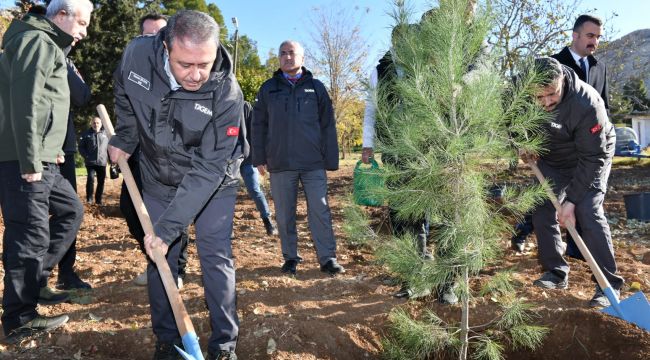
[
  {"left": 79, "top": 117, "right": 108, "bottom": 205},
  {"left": 0, "top": 0, "right": 93, "bottom": 343},
  {"left": 108, "top": 10, "right": 243, "bottom": 360},
  {"left": 252, "top": 40, "right": 344, "bottom": 277},
  {"left": 522, "top": 57, "right": 622, "bottom": 308}
]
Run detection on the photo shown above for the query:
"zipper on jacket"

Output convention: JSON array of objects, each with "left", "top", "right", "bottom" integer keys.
[{"left": 168, "top": 101, "right": 177, "bottom": 142}]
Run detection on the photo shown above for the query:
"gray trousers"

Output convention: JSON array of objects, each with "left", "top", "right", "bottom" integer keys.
[
  {"left": 143, "top": 192, "right": 238, "bottom": 353},
  {"left": 270, "top": 169, "right": 337, "bottom": 265},
  {"left": 532, "top": 160, "right": 623, "bottom": 290}
]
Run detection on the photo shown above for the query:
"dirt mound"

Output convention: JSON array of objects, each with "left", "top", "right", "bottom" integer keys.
[{"left": 0, "top": 161, "right": 648, "bottom": 359}]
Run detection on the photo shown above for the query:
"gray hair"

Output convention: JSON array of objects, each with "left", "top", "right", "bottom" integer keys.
[
  {"left": 534, "top": 57, "right": 564, "bottom": 87},
  {"left": 46, "top": 0, "right": 93, "bottom": 19},
  {"left": 166, "top": 10, "right": 220, "bottom": 51},
  {"left": 278, "top": 40, "right": 304, "bottom": 57}
]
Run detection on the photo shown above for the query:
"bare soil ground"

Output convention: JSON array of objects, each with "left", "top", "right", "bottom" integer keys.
[{"left": 0, "top": 161, "right": 648, "bottom": 360}]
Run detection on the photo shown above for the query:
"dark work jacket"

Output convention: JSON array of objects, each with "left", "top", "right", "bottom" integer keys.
[
  {"left": 540, "top": 66, "right": 615, "bottom": 204},
  {"left": 252, "top": 67, "right": 339, "bottom": 172},
  {"left": 241, "top": 101, "right": 253, "bottom": 166},
  {"left": 62, "top": 58, "right": 91, "bottom": 154},
  {"left": 78, "top": 128, "right": 108, "bottom": 166},
  {"left": 110, "top": 29, "right": 246, "bottom": 244},
  {"left": 552, "top": 47, "right": 609, "bottom": 110}
]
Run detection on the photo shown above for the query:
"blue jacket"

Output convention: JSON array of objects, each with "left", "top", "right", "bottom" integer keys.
[{"left": 252, "top": 68, "right": 339, "bottom": 172}]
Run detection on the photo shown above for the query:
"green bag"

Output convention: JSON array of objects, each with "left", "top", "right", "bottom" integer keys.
[{"left": 353, "top": 159, "right": 385, "bottom": 207}]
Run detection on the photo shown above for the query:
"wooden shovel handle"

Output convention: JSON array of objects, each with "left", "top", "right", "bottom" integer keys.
[
  {"left": 97, "top": 104, "right": 196, "bottom": 337},
  {"left": 528, "top": 160, "right": 613, "bottom": 293}
]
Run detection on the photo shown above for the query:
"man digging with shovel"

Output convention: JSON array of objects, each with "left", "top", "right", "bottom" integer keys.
[
  {"left": 521, "top": 57, "right": 623, "bottom": 308},
  {"left": 108, "top": 10, "right": 245, "bottom": 360}
]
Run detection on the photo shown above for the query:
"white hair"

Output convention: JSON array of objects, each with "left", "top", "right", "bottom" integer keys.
[
  {"left": 278, "top": 40, "right": 304, "bottom": 57},
  {"left": 46, "top": 0, "right": 93, "bottom": 19}
]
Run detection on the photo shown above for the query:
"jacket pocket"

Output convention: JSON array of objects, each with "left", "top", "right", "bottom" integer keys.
[
  {"left": 41, "top": 106, "right": 54, "bottom": 143},
  {"left": 174, "top": 102, "right": 214, "bottom": 147}
]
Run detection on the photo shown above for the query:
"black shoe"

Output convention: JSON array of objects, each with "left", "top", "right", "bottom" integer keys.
[
  {"left": 438, "top": 283, "right": 458, "bottom": 305},
  {"left": 589, "top": 285, "right": 619, "bottom": 308},
  {"left": 153, "top": 339, "right": 184, "bottom": 360},
  {"left": 262, "top": 217, "right": 278, "bottom": 236},
  {"left": 4, "top": 314, "right": 69, "bottom": 344},
  {"left": 38, "top": 286, "right": 70, "bottom": 305},
  {"left": 281, "top": 259, "right": 299, "bottom": 275},
  {"left": 320, "top": 259, "right": 345, "bottom": 276},
  {"left": 510, "top": 235, "right": 526, "bottom": 252},
  {"left": 86, "top": 198, "right": 93, "bottom": 205},
  {"left": 56, "top": 272, "right": 92, "bottom": 290},
  {"left": 207, "top": 349, "right": 238, "bottom": 360},
  {"left": 533, "top": 271, "right": 568, "bottom": 290}
]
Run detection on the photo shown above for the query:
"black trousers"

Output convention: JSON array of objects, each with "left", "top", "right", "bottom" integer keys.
[
  {"left": 0, "top": 161, "right": 83, "bottom": 334},
  {"left": 144, "top": 192, "right": 238, "bottom": 352},
  {"left": 55, "top": 154, "right": 81, "bottom": 278},
  {"left": 85, "top": 164, "right": 106, "bottom": 204},
  {"left": 119, "top": 154, "right": 188, "bottom": 274}
]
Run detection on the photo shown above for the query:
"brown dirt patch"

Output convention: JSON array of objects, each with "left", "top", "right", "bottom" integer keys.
[{"left": 0, "top": 161, "right": 648, "bottom": 359}]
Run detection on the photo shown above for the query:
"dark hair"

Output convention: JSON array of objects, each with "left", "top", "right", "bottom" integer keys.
[
  {"left": 533, "top": 57, "right": 564, "bottom": 87},
  {"left": 166, "top": 10, "right": 219, "bottom": 51},
  {"left": 573, "top": 14, "right": 603, "bottom": 32},
  {"left": 27, "top": 4, "right": 47, "bottom": 15},
  {"left": 139, "top": 13, "right": 167, "bottom": 34}
]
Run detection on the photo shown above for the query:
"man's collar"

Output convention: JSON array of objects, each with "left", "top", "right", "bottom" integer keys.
[
  {"left": 163, "top": 48, "right": 181, "bottom": 91},
  {"left": 568, "top": 47, "right": 584, "bottom": 63}
]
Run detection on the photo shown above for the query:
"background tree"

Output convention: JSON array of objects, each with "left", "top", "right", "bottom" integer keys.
[
  {"left": 369, "top": 1, "right": 549, "bottom": 358},
  {"left": 489, "top": 0, "right": 581, "bottom": 73},
  {"left": 623, "top": 76, "right": 650, "bottom": 112},
  {"left": 306, "top": 4, "right": 368, "bottom": 158},
  {"left": 229, "top": 34, "right": 270, "bottom": 102}
]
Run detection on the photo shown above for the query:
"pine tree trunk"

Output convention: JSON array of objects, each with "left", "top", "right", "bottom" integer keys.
[{"left": 459, "top": 266, "right": 469, "bottom": 360}]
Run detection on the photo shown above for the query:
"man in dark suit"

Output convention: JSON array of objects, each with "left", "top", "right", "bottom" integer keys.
[{"left": 552, "top": 14, "right": 608, "bottom": 110}]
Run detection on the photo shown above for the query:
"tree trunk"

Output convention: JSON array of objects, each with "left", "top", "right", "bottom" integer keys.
[{"left": 459, "top": 266, "right": 469, "bottom": 360}]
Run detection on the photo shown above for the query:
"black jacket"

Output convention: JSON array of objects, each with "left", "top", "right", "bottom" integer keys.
[
  {"left": 540, "top": 66, "right": 614, "bottom": 204},
  {"left": 110, "top": 29, "right": 245, "bottom": 244},
  {"left": 552, "top": 47, "right": 609, "bottom": 110},
  {"left": 241, "top": 101, "right": 253, "bottom": 166},
  {"left": 79, "top": 128, "right": 108, "bottom": 166},
  {"left": 62, "top": 58, "right": 91, "bottom": 154},
  {"left": 252, "top": 68, "right": 339, "bottom": 172}
]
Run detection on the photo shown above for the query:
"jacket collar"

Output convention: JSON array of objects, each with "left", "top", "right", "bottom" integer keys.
[{"left": 2, "top": 14, "right": 73, "bottom": 50}]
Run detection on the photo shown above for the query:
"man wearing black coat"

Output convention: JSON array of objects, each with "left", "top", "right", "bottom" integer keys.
[
  {"left": 552, "top": 14, "right": 608, "bottom": 110},
  {"left": 253, "top": 40, "right": 344, "bottom": 277}
]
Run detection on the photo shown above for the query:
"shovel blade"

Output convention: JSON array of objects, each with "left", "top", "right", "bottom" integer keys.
[
  {"left": 602, "top": 291, "right": 650, "bottom": 332},
  {"left": 175, "top": 331, "right": 204, "bottom": 360}
]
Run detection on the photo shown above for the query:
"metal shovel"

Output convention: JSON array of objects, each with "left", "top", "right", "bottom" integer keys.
[
  {"left": 528, "top": 160, "right": 650, "bottom": 332},
  {"left": 97, "top": 105, "right": 205, "bottom": 359}
]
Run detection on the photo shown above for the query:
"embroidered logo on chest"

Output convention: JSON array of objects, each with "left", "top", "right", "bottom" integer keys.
[
  {"left": 550, "top": 122, "right": 562, "bottom": 129},
  {"left": 304, "top": 89, "right": 315, "bottom": 93},
  {"left": 194, "top": 103, "right": 213, "bottom": 116},
  {"left": 226, "top": 127, "right": 239, "bottom": 137},
  {"left": 127, "top": 71, "right": 150, "bottom": 90}
]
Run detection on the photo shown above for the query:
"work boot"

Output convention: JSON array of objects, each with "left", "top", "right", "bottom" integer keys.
[
  {"left": 207, "top": 349, "right": 238, "bottom": 360},
  {"left": 281, "top": 259, "right": 299, "bottom": 275},
  {"left": 152, "top": 339, "right": 183, "bottom": 360},
  {"left": 589, "top": 285, "right": 619, "bottom": 308},
  {"left": 134, "top": 270, "right": 148, "bottom": 286},
  {"left": 38, "top": 286, "right": 70, "bottom": 305},
  {"left": 533, "top": 271, "right": 568, "bottom": 290},
  {"left": 4, "top": 314, "right": 69, "bottom": 344},
  {"left": 320, "top": 259, "right": 345, "bottom": 276},
  {"left": 56, "top": 272, "right": 92, "bottom": 290},
  {"left": 262, "top": 217, "right": 278, "bottom": 236}
]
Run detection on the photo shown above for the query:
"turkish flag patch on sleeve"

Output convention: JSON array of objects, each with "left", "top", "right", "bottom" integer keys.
[
  {"left": 590, "top": 123, "right": 602, "bottom": 134},
  {"left": 226, "top": 127, "right": 240, "bottom": 137}
]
